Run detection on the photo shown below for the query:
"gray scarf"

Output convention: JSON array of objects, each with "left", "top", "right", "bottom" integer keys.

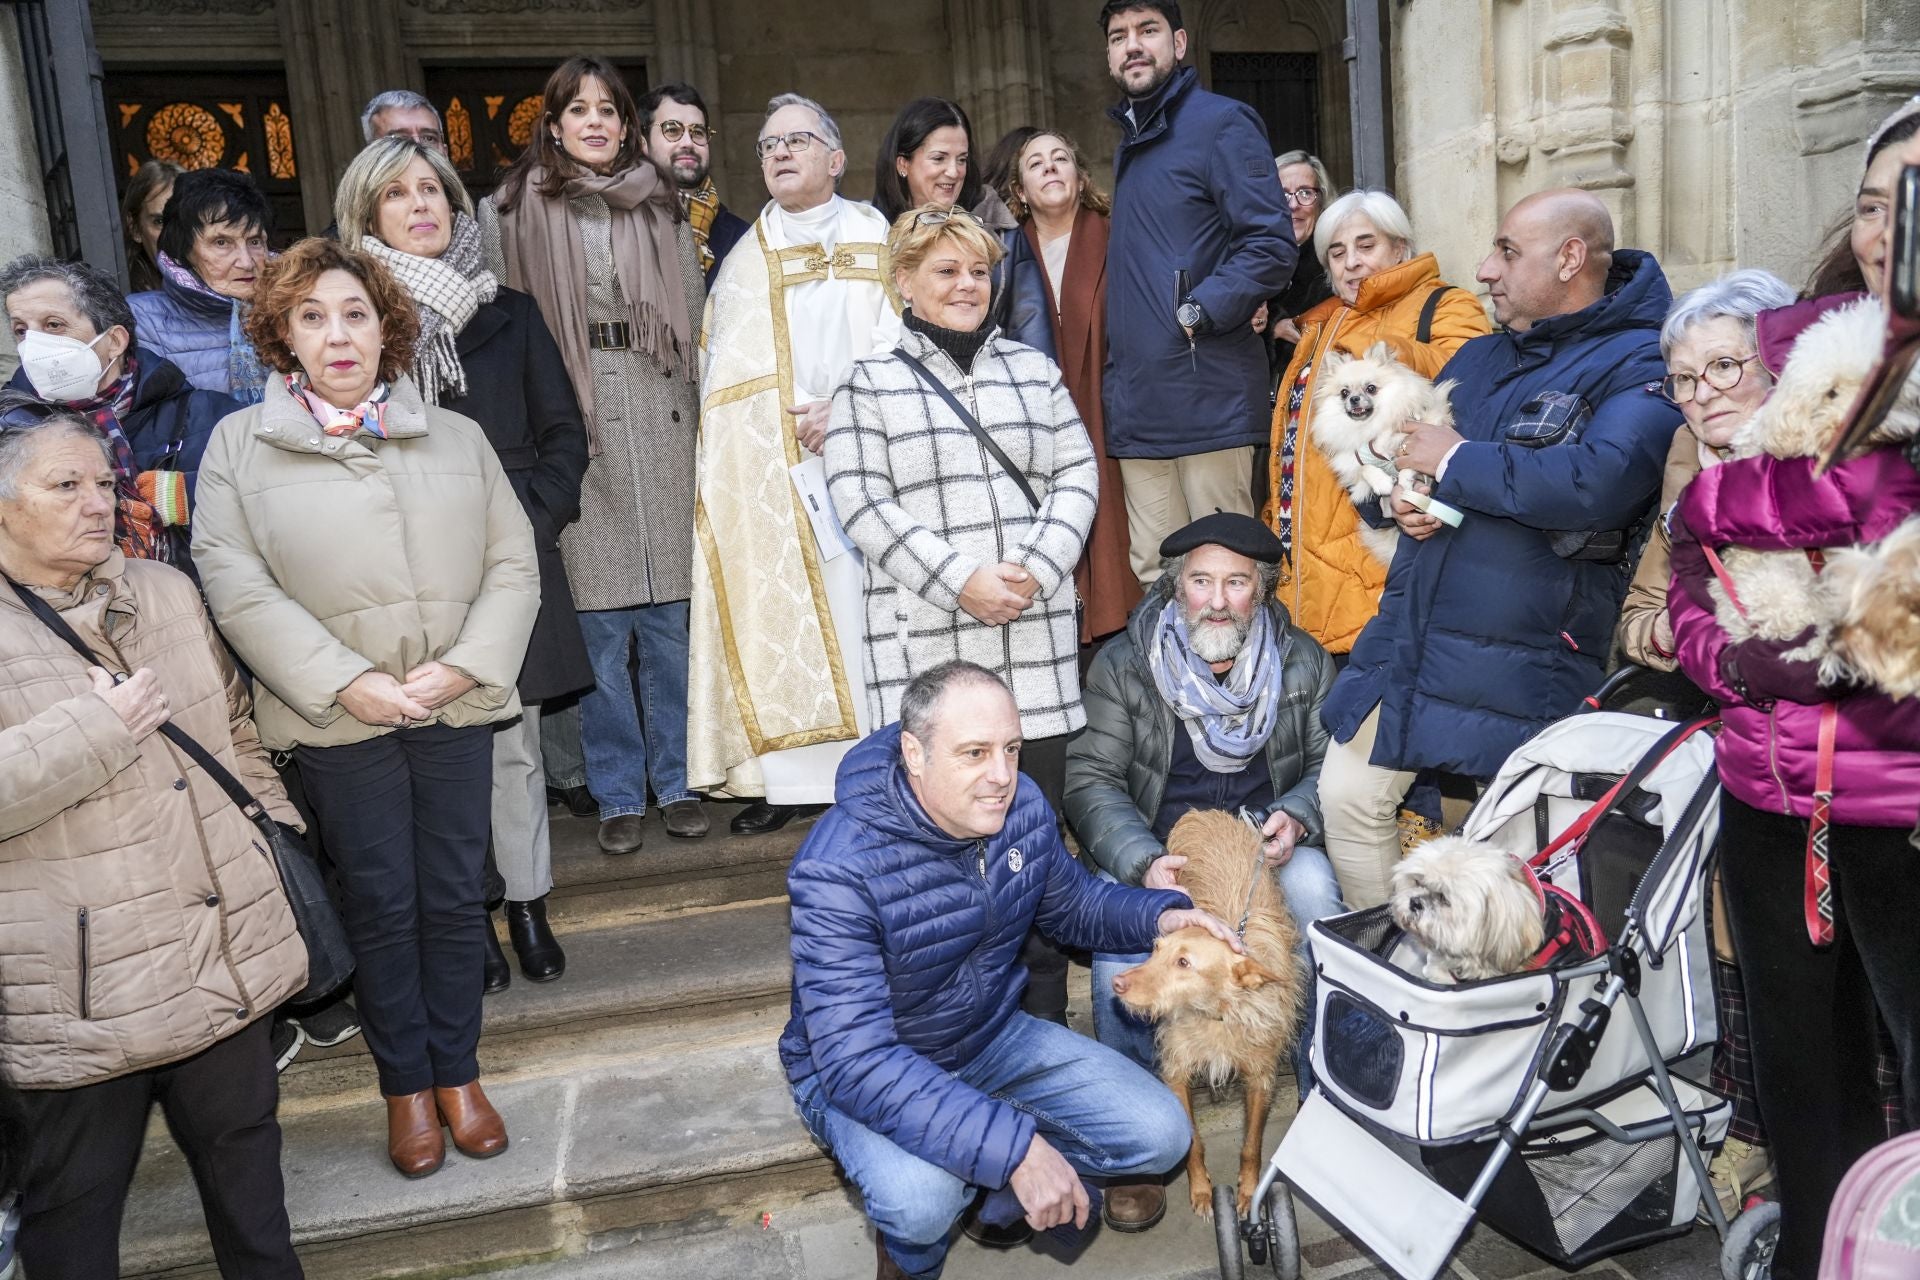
[
  {"left": 363, "top": 212, "right": 498, "bottom": 404},
  {"left": 1146, "top": 600, "right": 1287, "bottom": 773}
]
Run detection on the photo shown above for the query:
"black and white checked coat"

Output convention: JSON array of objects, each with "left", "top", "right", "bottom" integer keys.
[{"left": 825, "top": 329, "right": 1098, "bottom": 739}]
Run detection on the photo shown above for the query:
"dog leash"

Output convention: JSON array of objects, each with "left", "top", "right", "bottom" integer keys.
[
  {"left": 1232, "top": 807, "right": 1267, "bottom": 941},
  {"left": 1363, "top": 442, "right": 1466, "bottom": 528}
]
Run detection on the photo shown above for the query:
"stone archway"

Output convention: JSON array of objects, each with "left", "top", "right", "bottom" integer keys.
[{"left": 1186, "top": 0, "right": 1356, "bottom": 187}]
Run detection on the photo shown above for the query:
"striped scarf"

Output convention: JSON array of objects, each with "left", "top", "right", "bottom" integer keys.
[
  {"left": 1146, "top": 599, "right": 1286, "bottom": 773},
  {"left": 70, "top": 356, "right": 168, "bottom": 563},
  {"left": 684, "top": 177, "right": 721, "bottom": 277}
]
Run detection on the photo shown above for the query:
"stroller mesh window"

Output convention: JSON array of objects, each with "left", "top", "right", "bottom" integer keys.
[
  {"left": 1530, "top": 1131, "right": 1678, "bottom": 1255},
  {"left": 1322, "top": 991, "right": 1403, "bottom": 1110}
]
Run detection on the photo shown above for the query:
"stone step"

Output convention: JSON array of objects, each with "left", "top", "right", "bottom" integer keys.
[
  {"left": 540, "top": 806, "right": 815, "bottom": 927},
  {"left": 278, "top": 898, "right": 795, "bottom": 1109}
]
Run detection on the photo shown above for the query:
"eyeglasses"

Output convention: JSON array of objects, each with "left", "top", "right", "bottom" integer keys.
[
  {"left": 755, "top": 130, "right": 825, "bottom": 159},
  {"left": 912, "top": 207, "right": 982, "bottom": 228},
  {"left": 1283, "top": 186, "right": 1323, "bottom": 208},
  {"left": 1659, "top": 354, "right": 1762, "bottom": 403},
  {"left": 655, "top": 120, "right": 712, "bottom": 145}
]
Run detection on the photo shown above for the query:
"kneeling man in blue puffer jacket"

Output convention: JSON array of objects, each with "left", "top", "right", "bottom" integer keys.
[{"left": 779, "top": 659, "right": 1240, "bottom": 1279}]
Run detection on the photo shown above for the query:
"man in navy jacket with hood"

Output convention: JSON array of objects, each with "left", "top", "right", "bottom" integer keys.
[
  {"left": 1317, "top": 189, "right": 1683, "bottom": 911},
  {"left": 1101, "top": 0, "right": 1297, "bottom": 587},
  {"left": 780, "top": 660, "right": 1237, "bottom": 1279}
]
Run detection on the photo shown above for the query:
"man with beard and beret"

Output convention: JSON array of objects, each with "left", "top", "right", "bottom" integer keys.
[{"left": 1062, "top": 511, "right": 1343, "bottom": 1232}]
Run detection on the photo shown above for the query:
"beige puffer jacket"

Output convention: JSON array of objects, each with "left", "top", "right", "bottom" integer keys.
[
  {"left": 192, "top": 374, "right": 541, "bottom": 750},
  {"left": 0, "top": 554, "right": 306, "bottom": 1089}
]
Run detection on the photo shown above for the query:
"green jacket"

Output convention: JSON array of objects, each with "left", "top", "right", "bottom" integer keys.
[{"left": 1063, "top": 578, "right": 1334, "bottom": 886}]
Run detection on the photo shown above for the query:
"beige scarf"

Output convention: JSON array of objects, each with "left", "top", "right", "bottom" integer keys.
[{"left": 496, "top": 164, "right": 692, "bottom": 453}]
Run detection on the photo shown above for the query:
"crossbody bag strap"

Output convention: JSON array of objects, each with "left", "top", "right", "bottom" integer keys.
[
  {"left": 892, "top": 346, "right": 1041, "bottom": 512},
  {"left": 1415, "top": 285, "right": 1455, "bottom": 346},
  {"left": 4, "top": 576, "right": 273, "bottom": 830}
]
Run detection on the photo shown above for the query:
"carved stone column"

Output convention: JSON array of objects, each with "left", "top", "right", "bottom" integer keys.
[
  {"left": 946, "top": 0, "right": 1054, "bottom": 144},
  {"left": 1531, "top": 0, "right": 1636, "bottom": 237},
  {"left": 276, "top": 0, "right": 409, "bottom": 233}
]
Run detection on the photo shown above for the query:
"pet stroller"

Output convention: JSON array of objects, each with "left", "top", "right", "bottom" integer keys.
[{"left": 1216, "top": 706, "right": 1779, "bottom": 1280}]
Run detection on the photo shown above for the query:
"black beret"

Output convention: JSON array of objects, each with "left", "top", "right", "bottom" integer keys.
[{"left": 1158, "top": 512, "right": 1285, "bottom": 563}]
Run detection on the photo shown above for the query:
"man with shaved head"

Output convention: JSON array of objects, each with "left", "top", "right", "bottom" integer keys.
[{"left": 1314, "top": 188, "right": 1683, "bottom": 908}]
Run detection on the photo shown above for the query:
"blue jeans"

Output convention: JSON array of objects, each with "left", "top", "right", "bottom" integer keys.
[
  {"left": 576, "top": 602, "right": 692, "bottom": 817},
  {"left": 792, "top": 1013, "right": 1191, "bottom": 1279},
  {"left": 1091, "top": 846, "right": 1346, "bottom": 1092}
]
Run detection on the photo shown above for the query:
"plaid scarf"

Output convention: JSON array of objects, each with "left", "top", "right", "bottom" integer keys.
[
  {"left": 684, "top": 177, "right": 721, "bottom": 277},
  {"left": 71, "top": 355, "right": 167, "bottom": 563},
  {"left": 157, "top": 251, "right": 268, "bottom": 404},
  {"left": 362, "top": 213, "right": 497, "bottom": 405},
  {"left": 289, "top": 375, "right": 391, "bottom": 439},
  {"left": 1145, "top": 599, "right": 1286, "bottom": 773}
]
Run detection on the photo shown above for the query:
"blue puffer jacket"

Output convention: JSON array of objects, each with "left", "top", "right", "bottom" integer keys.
[
  {"left": 129, "top": 274, "right": 261, "bottom": 402},
  {"left": 1324, "top": 251, "right": 1682, "bottom": 778},
  {"left": 1103, "top": 66, "right": 1296, "bottom": 459},
  {"left": 778, "top": 723, "right": 1186, "bottom": 1188}
]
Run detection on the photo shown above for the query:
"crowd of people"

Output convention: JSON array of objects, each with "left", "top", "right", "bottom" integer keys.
[{"left": 0, "top": 1, "right": 1913, "bottom": 1277}]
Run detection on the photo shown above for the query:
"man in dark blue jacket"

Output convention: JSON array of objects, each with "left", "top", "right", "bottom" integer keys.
[
  {"left": 1100, "top": 0, "right": 1297, "bottom": 588},
  {"left": 1316, "top": 189, "right": 1683, "bottom": 910},
  {"left": 780, "top": 660, "right": 1237, "bottom": 1279}
]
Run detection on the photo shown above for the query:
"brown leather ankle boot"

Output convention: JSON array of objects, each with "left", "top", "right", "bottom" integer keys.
[
  {"left": 386, "top": 1089, "right": 445, "bottom": 1177},
  {"left": 434, "top": 1080, "right": 509, "bottom": 1158}
]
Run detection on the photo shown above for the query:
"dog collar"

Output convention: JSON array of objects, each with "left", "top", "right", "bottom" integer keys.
[{"left": 1515, "top": 857, "right": 1608, "bottom": 971}]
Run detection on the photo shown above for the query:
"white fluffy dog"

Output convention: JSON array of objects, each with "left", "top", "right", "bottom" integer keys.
[
  {"left": 1388, "top": 836, "right": 1545, "bottom": 984},
  {"left": 1709, "top": 298, "right": 1920, "bottom": 672},
  {"left": 1310, "top": 342, "right": 1459, "bottom": 566}
]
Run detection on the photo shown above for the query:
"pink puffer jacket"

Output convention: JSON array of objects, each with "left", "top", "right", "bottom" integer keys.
[{"left": 1669, "top": 444, "right": 1920, "bottom": 828}]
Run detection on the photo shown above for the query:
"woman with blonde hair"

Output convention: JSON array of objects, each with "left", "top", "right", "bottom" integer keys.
[
  {"left": 337, "top": 135, "right": 592, "bottom": 988},
  {"left": 1262, "top": 188, "right": 1489, "bottom": 655},
  {"left": 1001, "top": 128, "right": 1138, "bottom": 643}
]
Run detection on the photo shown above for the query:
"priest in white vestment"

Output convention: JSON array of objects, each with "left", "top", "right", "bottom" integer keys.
[{"left": 688, "top": 92, "right": 903, "bottom": 834}]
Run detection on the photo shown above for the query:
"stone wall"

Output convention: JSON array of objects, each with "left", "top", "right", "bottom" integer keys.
[
  {"left": 0, "top": 19, "right": 54, "bottom": 373},
  {"left": 1391, "top": 0, "right": 1920, "bottom": 305}
]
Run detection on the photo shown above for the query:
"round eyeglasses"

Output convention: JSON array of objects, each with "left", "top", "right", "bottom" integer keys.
[
  {"left": 1283, "top": 186, "right": 1323, "bottom": 208},
  {"left": 655, "top": 120, "right": 712, "bottom": 145},
  {"left": 1660, "top": 354, "right": 1762, "bottom": 403}
]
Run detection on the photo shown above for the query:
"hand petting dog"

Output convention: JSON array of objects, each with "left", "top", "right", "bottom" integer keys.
[
  {"left": 1396, "top": 417, "right": 1465, "bottom": 476},
  {"left": 1156, "top": 907, "right": 1245, "bottom": 953}
]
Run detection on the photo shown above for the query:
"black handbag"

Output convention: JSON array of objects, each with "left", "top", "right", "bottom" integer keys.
[
  {"left": 6, "top": 577, "right": 355, "bottom": 1006},
  {"left": 1500, "top": 391, "right": 1642, "bottom": 564}
]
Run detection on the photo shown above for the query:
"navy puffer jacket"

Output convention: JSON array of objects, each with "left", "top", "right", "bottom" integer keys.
[
  {"left": 1324, "top": 251, "right": 1682, "bottom": 778},
  {"left": 778, "top": 723, "right": 1185, "bottom": 1188}
]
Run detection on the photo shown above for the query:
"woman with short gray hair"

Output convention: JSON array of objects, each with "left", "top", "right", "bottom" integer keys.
[
  {"left": 1616, "top": 267, "right": 1795, "bottom": 670},
  {"left": 2, "top": 254, "right": 238, "bottom": 570}
]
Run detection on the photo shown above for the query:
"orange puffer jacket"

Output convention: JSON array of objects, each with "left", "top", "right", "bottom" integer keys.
[{"left": 1263, "top": 254, "right": 1490, "bottom": 652}]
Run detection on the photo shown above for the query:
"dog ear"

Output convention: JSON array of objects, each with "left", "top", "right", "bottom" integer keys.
[
  {"left": 1322, "top": 348, "right": 1351, "bottom": 371},
  {"left": 1365, "top": 340, "right": 1395, "bottom": 365},
  {"left": 1231, "top": 956, "right": 1286, "bottom": 990}
]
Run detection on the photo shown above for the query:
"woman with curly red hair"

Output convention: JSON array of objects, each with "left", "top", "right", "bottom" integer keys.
[{"left": 191, "top": 238, "right": 541, "bottom": 1177}]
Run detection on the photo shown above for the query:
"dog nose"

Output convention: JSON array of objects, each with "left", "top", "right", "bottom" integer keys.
[
  {"left": 1408, "top": 895, "right": 1425, "bottom": 914},
  {"left": 1111, "top": 973, "right": 1129, "bottom": 995}
]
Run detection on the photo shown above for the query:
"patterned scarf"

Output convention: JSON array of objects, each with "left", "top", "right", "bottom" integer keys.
[
  {"left": 70, "top": 354, "right": 166, "bottom": 562},
  {"left": 288, "top": 374, "right": 391, "bottom": 439},
  {"left": 157, "top": 251, "right": 268, "bottom": 404},
  {"left": 684, "top": 177, "right": 721, "bottom": 277},
  {"left": 362, "top": 213, "right": 498, "bottom": 405},
  {"left": 1146, "top": 599, "right": 1287, "bottom": 773}
]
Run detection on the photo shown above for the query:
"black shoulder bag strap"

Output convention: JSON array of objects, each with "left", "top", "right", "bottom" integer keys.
[
  {"left": 891, "top": 346, "right": 1041, "bottom": 512},
  {"left": 1416, "top": 284, "right": 1456, "bottom": 346},
  {"left": 5, "top": 577, "right": 275, "bottom": 832}
]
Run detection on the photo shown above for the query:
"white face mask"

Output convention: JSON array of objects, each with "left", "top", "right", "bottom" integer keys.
[{"left": 17, "top": 329, "right": 111, "bottom": 403}]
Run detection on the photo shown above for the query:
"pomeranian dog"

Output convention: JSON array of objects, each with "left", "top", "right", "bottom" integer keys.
[
  {"left": 1822, "top": 514, "right": 1920, "bottom": 699},
  {"left": 1389, "top": 836, "right": 1606, "bottom": 984},
  {"left": 1310, "top": 342, "right": 1460, "bottom": 566},
  {"left": 1710, "top": 298, "right": 1920, "bottom": 672},
  {"left": 1111, "top": 810, "right": 1303, "bottom": 1219}
]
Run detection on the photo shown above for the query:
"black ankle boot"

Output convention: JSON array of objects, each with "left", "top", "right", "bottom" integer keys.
[
  {"left": 482, "top": 914, "right": 511, "bottom": 995},
  {"left": 504, "top": 897, "right": 566, "bottom": 982}
]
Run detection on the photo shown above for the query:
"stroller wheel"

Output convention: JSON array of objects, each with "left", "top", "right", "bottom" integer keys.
[
  {"left": 1263, "top": 1181, "right": 1300, "bottom": 1280},
  {"left": 1719, "top": 1199, "right": 1781, "bottom": 1280},
  {"left": 1213, "top": 1183, "right": 1245, "bottom": 1280}
]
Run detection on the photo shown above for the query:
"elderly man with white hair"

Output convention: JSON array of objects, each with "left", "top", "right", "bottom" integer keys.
[{"left": 687, "top": 93, "right": 904, "bottom": 836}]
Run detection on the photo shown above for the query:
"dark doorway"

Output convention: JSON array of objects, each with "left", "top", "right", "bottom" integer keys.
[
  {"left": 104, "top": 69, "right": 307, "bottom": 245},
  {"left": 423, "top": 62, "right": 648, "bottom": 200},
  {"left": 1211, "top": 51, "right": 1320, "bottom": 157}
]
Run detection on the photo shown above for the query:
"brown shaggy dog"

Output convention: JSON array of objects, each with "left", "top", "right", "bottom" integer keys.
[{"left": 1112, "top": 809, "right": 1304, "bottom": 1218}]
